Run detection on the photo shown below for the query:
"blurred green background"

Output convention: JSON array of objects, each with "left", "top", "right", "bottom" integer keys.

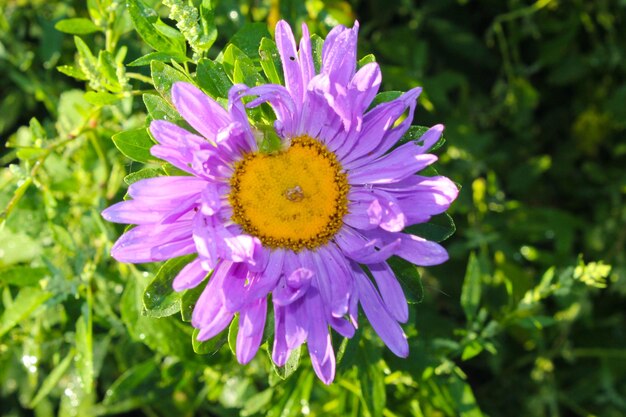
[{"left": 1, "top": 0, "right": 625, "bottom": 416}]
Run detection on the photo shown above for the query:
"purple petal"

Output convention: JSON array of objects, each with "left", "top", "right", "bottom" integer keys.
[
  {"left": 236, "top": 297, "right": 267, "bottom": 364},
  {"left": 305, "top": 290, "right": 335, "bottom": 384},
  {"left": 348, "top": 143, "right": 438, "bottom": 185},
  {"left": 272, "top": 305, "right": 290, "bottom": 366},
  {"left": 321, "top": 22, "right": 358, "bottom": 86},
  {"left": 172, "top": 258, "right": 208, "bottom": 291},
  {"left": 299, "top": 23, "right": 315, "bottom": 88},
  {"left": 394, "top": 233, "right": 449, "bottom": 266},
  {"left": 110, "top": 221, "right": 194, "bottom": 263},
  {"left": 342, "top": 87, "right": 422, "bottom": 169},
  {"left": 127, "top": 176, "right": 207, "bottom": 201},
  {"left": 354, "top": 265, "right": 408, "bottom": 357},
  {"left": 171, "top": 82, "right": 231, "bottom": 140},
  {"left": 368, "top": 262, "right": 408, "bottom": 323},
  {"left": 335, "top": 227, "right": 401, "bottom": 264},
  {"left": 275, "top": 20, "right": 304, "bottom": 106}
]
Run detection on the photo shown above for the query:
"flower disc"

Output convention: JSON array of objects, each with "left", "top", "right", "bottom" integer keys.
[{"left": 229, "top": 136, "right": 349, "bottom": 250}]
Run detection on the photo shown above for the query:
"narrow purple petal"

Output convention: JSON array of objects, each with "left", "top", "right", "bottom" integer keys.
[
  {"left": 348, "top": 144, "right": 438, "bottom": 184},
  {"left": 171, "top": 82, "right": 231, "bottom": 140},
  {"left": 394, "top": 233, "right": 449, "bottom": 266},
  {"left": 299, "top": 23, "right": 315, "bottom": 87},
  {"left": 275, "top": 20, "right": 304, "bottom": 106},
  {"left": 192, "top": 260, "right": 231, "bottom": 327},
  {"left": 110, "top": 221, "right": 194, "bottom": 263},
  {"left": 272, "top": 305, "right": 290, "bottom": 366},
  {"left": 127, "top": 176, "right": 207, "bottom": 201},
  {"left": 354, "top": 265, "right": 408, "bottom": 357},
  {"left": 342, "top": 87, "right": 422, "bottom": 169},
  {"left": 321, "top": 22, "right": 358, "bottom": 86},
  {"left": 305, "top": 290, "right": 335, "bottom": 384},
  {"left": 172, "top": 258, "right": 208, "bottom": 291},
  {"left": 335, "top": 227, "right": 401, "bottom": 264},
  {"left": 236, "top": 297, "right": 267, "bottom": 364},
  {"left": 368, "top": 262, "right": 408, "bottom": 323}
]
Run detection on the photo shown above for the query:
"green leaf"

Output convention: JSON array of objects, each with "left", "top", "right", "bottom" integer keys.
[
  {"left": 370, "top": 91, "right": 402, "bottom": 108},
  {"left": 84, "top": 91, "right": 119, "bottom": 105},
  {"left": 358, "top": 340, "right": 386, "bottom": 417},
  {"left": 258, "top": 125, "right": 283, "bottom": 154},
  {"left": 310, "top": 34, "right": 323, "bottom": 73},
  {"left": 407, "top": 213, "right": 456, "bottom": 243},
  {"left": 57, "top": 64, "right": 88, "bottom": 81},
  {"left": 127, "top": 0, "right": 184, "bottom": 54},
  {"left": 151, "top": 61, "right": 192, "bottom": 101},
  {"left": 358, "top": 54, "right": 376, "bottom": 68},
  {"left": 230, "top": 23, "right": 271, "bottom": 61},
  {"left": 0, "top": 266, "right": 49, "bottom": 287},
  {"left": 29, "top": 349, "right": 75, "bottom": 408},
  {"left": 55, "top": 18, "right": 100, "bottom": 35},
  {"left": 124, "top": 168, "right": 162, "bottom": 185},
  {"left": 387, "top": 256, "right": 423, "bottom": 304},
  {"left": 143, "top": 94, "right": 181, "bottom": 122},
  {"left": 75, "top": 306, "right": 94, "bottom": 395},
  {"left": 128, "top": 51, "right": 189, "bottom": 67},
  {"left": 0, "top": 287, "right": 51, "bottom": 338},
  {"left": 222, "top": 44, "right": 263, "bottom": 86},
  {"left": 102, "top": 360, "right": 160, "bottom": 406},
  {"left": 198, "top": 0, "right": 218, "bottom": 52},
  {"left": 111, "top": 127, "right": 156, "bottom": 163},
  {"left": 196, "top": 59, "right": 232, "bottom": 98},
  {"left": 192, "top": 327, "right": 228, "bottom": 355},
  {"left": 270, "top": 345, "right": 301, "bottom": 380},
  {"left": 181, "top": 280, "right": 207, "bottom": 322},
  {"left": 143, "top": 255, "right": 197, "bottom": 318},
  {"left": 228, "top": 314, "right": 239, "bottom": 355},
  {"left": 461, "top": 252, "right": 482, "bottom": 322},
  {"left": 259, "top": 38, "right": 284, "bottom": 85}
]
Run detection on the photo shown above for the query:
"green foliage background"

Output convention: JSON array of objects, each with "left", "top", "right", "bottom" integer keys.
[{"left": 1, "top": 0, "right": 625, "bottom": 416}]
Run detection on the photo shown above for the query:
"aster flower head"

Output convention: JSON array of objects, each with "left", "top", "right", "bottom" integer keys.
[{"left": 103, "top": 20, "right": 458, "bottom": 384}]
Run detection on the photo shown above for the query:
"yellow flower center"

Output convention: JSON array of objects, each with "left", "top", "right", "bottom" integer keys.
[{"left": 229, "top": 136, "right": 349, "bottom": 251}]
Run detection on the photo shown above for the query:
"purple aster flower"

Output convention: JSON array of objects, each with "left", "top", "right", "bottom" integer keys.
[{"left": 103, "top": 20, "right": 458, "bottom": 384}]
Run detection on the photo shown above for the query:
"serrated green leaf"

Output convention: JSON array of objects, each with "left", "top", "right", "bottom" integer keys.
[
  {"left": 461, "top": 252, "right": 482, "bottom": 322},
  {"left": 387, "top": 256, "right": 423, "bottom": 304},
  {"left": 0, "top": 287, "right": 51, "bottom": 337},
  {"left": 196, "top": 59, "right": 232, "bottom": 98},
  {"left": 143, "top": 254, "right": 196, "bottom": 318},
  {"left": 111, "top": 127, "right": 155, "bottom": 163},
  {"left": 407, "top": 213, "right": 456, "bottom": 243},
  {"left": 150, "top": 61, "right": 192, "bottom": 101},
  {"left": 259, "top": 38, "right": 283, "bottom": 85},
  {"left": 55, "top": 18, "right": 100, "bottom": 35},
  {"left": 127, "top": 0, "right": 184, "bottom": 54}
]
